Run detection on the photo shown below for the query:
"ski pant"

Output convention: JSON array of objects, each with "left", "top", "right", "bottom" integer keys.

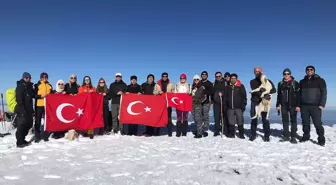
[
  {"left": 227, "top": 109, "right": 244, "bottom": 137},
  {"left": 176, "top": 110, "right": 188, "bottom": 121},
  {"left": 281, "top": 105, "right": 297, "bottom": 138},
  {"left": 112, "top": 104, "right": 123, "bottom": 133},
  {"left": 192, "top": 103, "right": 203, "bottom": 135},
  {"left": 213, "top": 103, "right": 228, "bottom": 134},
  {"left": 128, "top": 124, "right": 138, "bottom": 136},
  {"left": 167, "top": 107, "right": 173, "bottom": 136},
  {"left": 103, "top": 105, "right": 111, "bottom": 132},
  {"left": 250, "top": 101, "right": 270, "bottom": 138},
  {"left": 16, "top": 113, "right": 33, "bottom": 144},
  {"left": 35, "top": 106, "right": 49, "bottom": 139},
  {"left": 201, "top": 103, "right": 210, "bottom": 131},
  {"left": 301, "top": 105, "right": 325, "bottom": 143}
]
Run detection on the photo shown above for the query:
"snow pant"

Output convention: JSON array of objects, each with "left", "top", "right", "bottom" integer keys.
[
  {"left": 103, "top": 105, "right": 111, "bottom": 132},
  {"left": 192, "top": 103, "right": 203, "bottom": 135},
  {"left": 214, "top": 103, "right": 228, "bottom": 135},
  {"left": 300, "top": 105, "right": 325, "bottom": 143},
  {"left": 201, "top": 103, "right": 211, "bottom": 132},
  {"left": 112, "top": 104, "right": 123, "bottom": 133},
  {"left": 250, "top": 101, "right": 270, "bottom": 138},
  {"left": 35, "top": 106, "right": 49, "bottom": 140},
  {"left": 166, "top": 107, "right": 173, "bottom": 136},
  {"left": 128, "top": 124, "right": 138, "bottom": 136},
  {"left": 176, "top": 110, "right": 189, "bottom": 137},
  {"left": 227, "top": 109, "right": 244, "bottom": 137},
  {"left": 281, "top": 105, "right": 297, "bottom": 138},
  {"left": 16, "top": 113, "right": 33, "bottom": 145}
]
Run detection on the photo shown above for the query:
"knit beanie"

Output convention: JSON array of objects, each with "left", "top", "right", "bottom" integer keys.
[
  {"left": 306, "top": 65, "right": 315, "bottom": 71},
  {"left": 224, "top": 72, "right": 230, "bottom": 77},
  {"left": 147, "top": 74, "right": 154, "bottom": 80},
  {"left": 22, "top": 72, "right": 31, "bottom": 79},
  {"left": 130, "top": 75, "right": 137, "bottom": 80},
  {"left": 161, "top": 72, "right": 168, "bottom": 77},
  {"left": 180, "top": 73, "right": 187, "bottom": 79},
  {"left": 201, "top": 71, "right": 208, "bottom": 76},
  {"left": 230, "top": 73, "right": 238, "bottom": 78},
  {"left": 193, "top": 75, "right": 200, "bottom": 80},
  {"left": 283, "top": 68, "right": 291, "bottom": 75}
]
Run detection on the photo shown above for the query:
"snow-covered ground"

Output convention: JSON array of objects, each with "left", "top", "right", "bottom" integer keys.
[{"left": 0, "top": 121, "right": 336, "bottom": 185}]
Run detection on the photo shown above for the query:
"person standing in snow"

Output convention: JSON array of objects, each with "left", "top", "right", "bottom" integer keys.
[
  {"left": 15, "top": 72, "right": 34, "bottom": 148},
  {"left": 96, "top": 78, "right": 111, "bottom": 135},
  {"left": 249, "top": 67, "right": 276, "bottom": 142},
  {"left": 64, "top": 74, "right": 80, "bottom": 95},
  {"left": 175, "top": 73, "right": 190, "bottom": 137},
  {"left": 224, "top": 73, "right": 247, "bottom": 139},
  {"left": 141, "top": 74, "right": 161, "bottom": 136},
  {"left": 199, "top": 71, "right": 213, "bottom": 137},
  {"left": 34, "top": 72, "right": 53, "bottom": 143},
  {"left": 191, "top": 75, "right": 207, "bottom": 138},
  {"left": 78, "top": 76, "right": 96, "bottom": 139},
  {"left": 109, "top": 73, "right": 127, "bottom": 135},
  {"left": 125, "top": 75, "right": 142, "bottom": 136},
  {"left": 154, "top": 72, "right": 175, "bottom": 136},
  {"left": 276, "top": 68, "right": 300, "bottom": 143},
  {"left": 299, "top": 65, "right": 327, "bottom": 146},
  {"left": 51, "top": 79, "right": 67, "bottom": 139},
  {"left": 212, "top": 72, "right": 230, "bottom": 137}
]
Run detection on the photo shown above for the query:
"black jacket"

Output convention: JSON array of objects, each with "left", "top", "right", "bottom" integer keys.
[
  {"left": 192, "top": 85, "right": 206, "bottom": 105},
  {"left": 14, "top": 79, "right": 34, "bottom": 116},
  {"left": 109, "top": 80, "right": 127, "bottom": 104},
  {"left": 250, "top": 77, "right": 276, "bottom": 102},
  {"left": 64, "top": 82, "right": 79, "bottom": 95},
  {"left": 224, "top": 80, "right": 247, "bottom": 111},
  {"left": 299, "top": 74, "right": 327, "bottom": 107},
  {"left": 141, "top": 82, "right": 156, "bottom": 95},
  {"left": 212, "top": 78, "right": 229, "bottom": 104},
  {"left": 200, "top": 80, "right": 213, "bottom": 104},
  {"left": 276, "top": 77, "right": 300, "bottom": 108},
  {"left": 126, "top": 84, "right": 142, "bottom": 94}
]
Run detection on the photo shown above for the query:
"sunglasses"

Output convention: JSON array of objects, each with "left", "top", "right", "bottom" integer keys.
[
  {"left": 99, "top": 81, "right": 105, "bottom": 83},
  {"left": 85, "top": 79, "right": 90, "bottom": 81},
  {"left": 283, "top": 73, "right": 290, "bottom": 76},
  {"left": 41, "top": 76, "right": 48, "bottom": 79},
  {"left": 306, "top": 68, "right": 314, "bottom": 71},
  {"left": 70, "top": 77, "right": 76, "bottom": 80},
  {"left": 216, "top": 76, "right": 222, "bottom": 78},
  {"left": 24, "top": 77, "right": 31, "bottom": 80},
  {"left": 58, "top": 83, "right": 64, "bottom": 86},
  {"left": 201, "top": 74, "right": 207, "bottom": 76},
  {"left": 194, "top": 79, "right": 200, "bottom": 81},
  {"left": 162, "top": 75, "right": 168, "bottom": 78},
  {"left": 180, "top": 78, "right": 185, "bottom": 79}
]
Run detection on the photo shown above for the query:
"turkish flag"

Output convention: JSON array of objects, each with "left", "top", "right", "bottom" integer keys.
[
  {"left": 119, "top": 94, "right": 167, "bottom": 127},
  {"left": 166, "top": 93, "right": 192, "bottom": 111},
  {"left": 45, "top": 93, "right": 104, "bottom": 132}
]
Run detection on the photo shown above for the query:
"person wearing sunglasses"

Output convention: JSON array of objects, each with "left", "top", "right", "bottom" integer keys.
[
  {"left": 199, "top": 71, "right": 213, "bottom": 137},
  {"left": 15, "top": 72, "right": 34, "bottom": 148},
  {"left": 125, "top": 75, "right": 142, "bottom": 136},
  {"left": 299, "top": 65, "right": 327, "bottom": 146},
  {"left": 275, "top": 68, "right": 300, "bottom": 144},
  {"left": 154, "top": 72, "right": 175, "bottom": 137},
  {"left": 174, "top": 73, "right": 190, "bottom": 137},
  {"left": 65, "top": 74, "right": 80, "bottom": 95},
  {"left": 34, "top": 72, "right": 53, "bottom": 143},
  {"left": 96, "top": 78, "right": 111, "bottom": 135},
  {"left": 191, "top": 75, "right": 207, "bottom": 138},
  {"left": 51, "top": 79, "right": 67, "bottom": 139}
]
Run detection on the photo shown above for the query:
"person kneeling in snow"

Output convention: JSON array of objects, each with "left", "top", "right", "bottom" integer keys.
[{"left": 191, "top": 75, "right": 207, "bottom": 138}]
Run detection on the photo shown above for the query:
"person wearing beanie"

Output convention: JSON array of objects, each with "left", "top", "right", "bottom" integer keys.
[
  {"left": 14, "top": 72, "right": 34, "bottom": 148},
  {"left": 212, "top": 71, "right": 230, "bottom": 137},
  {"left": 65, "top": 74, "right": 80, "bottom": 95},
  {"left": 224, "top": 73, "right": 247, "bottom": 139},
  {"left": 224, "top": 72, "right": 231, "bottom": 82},
  {"left": 191, "top": 74, "right": 207, "bottom": 138},
  {"left": 141, "top": 74, "right": 161, "bottom": 136},
  {"left": 109, "top": 73, "right": 127, "bottom": 135},
  {"left": 276, "top": 68, "right": 300, "bottom": 143},
  {"left": 299, "top": 65, "right": 327, "bottom": 146},
  {"left": 174, "top": 73, "right": 191, "bottom": 137},
  {"left": 34, "top": 72, "right": 53, "bottom": 143},
  {"left": 249, "top": 67, "right": 276, "bottom": 142},
  {"left": 125, "top": 75, "right": 142, "bottom": 136},
  {"left": 197, "top": 71, "right": 213, "bottom": 137}
]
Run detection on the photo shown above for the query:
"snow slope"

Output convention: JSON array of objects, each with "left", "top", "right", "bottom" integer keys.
[{"left": 0, "top": 122, "right": 336, "bottom": 185}]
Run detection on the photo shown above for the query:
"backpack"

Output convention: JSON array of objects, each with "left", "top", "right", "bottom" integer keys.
[{"left": 6, "top": 88, "right": 16, "bottom": 113}]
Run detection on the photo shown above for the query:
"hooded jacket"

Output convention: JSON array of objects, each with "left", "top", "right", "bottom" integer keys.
[
  {"left": 109, "top": 79, "right": 127, "bottom": 104},
  {"left": 212, "top": 78, "right": 229, "bottom": 104},
  {"left": 299, "top": 74, "right": 327, "bottom": 107},
  {"left": 224, "top": 80, "right": 247, "bottom": 110},
  {"left": 34, "top": 80, "right": 53, "bottom": 107},
  {"left": 276, "top": 76, "right": 300, "bottom": 108},
  {"left": 15, "top": 79, "right": 34, "bottom": 116}
]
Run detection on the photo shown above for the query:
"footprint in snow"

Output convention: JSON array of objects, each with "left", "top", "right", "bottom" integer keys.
[
  {"left": 3, "top": 176, "right": 20, "bottom": 180},
  {"left": 44, "top": 175, "right": 61, "bottom": 179}
]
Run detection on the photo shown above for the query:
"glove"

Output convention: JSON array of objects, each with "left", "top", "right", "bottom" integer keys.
[
  {"left": 264, "top": 94, "right": 271, "bottom": 100},
  {"left": 260, "top": 87, "right": 266, "bottom": 93}
]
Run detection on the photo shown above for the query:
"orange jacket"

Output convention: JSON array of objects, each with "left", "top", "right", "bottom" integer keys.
[{"left": 78, "top": 85, "right": 96, "bottom": 94}]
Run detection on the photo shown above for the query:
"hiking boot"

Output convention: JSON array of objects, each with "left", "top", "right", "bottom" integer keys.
[
  {"left": 290, "top": 137, "right": 298, "bottom": 144},
  {"left": 17, "top": 142, "right": 31, "bottom": 148},
  {"left": 182, "top": 121, "right": 188, "bottom": 136},
  {"left": 280, "top": 137, "right": 290, "bottom": 142},
  {"left": 213, "top": 132, "right": 220, "bottom": 137},
  {"left": 238, "top": 125, "right": 245, "bottom": 139},
  {"left": 176, "top": 121, "right": 182, "bottom": 137},
  {"left": 300, "top": 137, "right": 309, "bottom": 143},
  {"left": 249, "top": 136, "right": 256, "bottom": 141},
  {"left": 202, "top": 132, "right": 208, "bottom": 137},
  {"left": 34, "top": 134, "right": 41, "bottom": 143},
  {"left": 238, "top": 135, "right": 245, "bottom": 139},
  {"left": 194, "top": 134, "right": 202, "bottom": 139},
  {"left": 263, "top": 137, "right": 270, "bottom": 142},
  {"left": 89, "top": 134, "right": 94, "bottom": 139}
]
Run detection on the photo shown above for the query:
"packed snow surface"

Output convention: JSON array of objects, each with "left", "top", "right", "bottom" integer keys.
[{"left": 0, "top": 122, "right": 336, "bottom": 185}]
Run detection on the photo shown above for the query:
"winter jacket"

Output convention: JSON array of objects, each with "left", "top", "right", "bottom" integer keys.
[
  {"left": 109, "top": 80, "right": 127, "bottom": 104},
  {"left": 175, "top": 82, "right": 190, "bottom": 93},
  {"left": 191, "top": 84, "right": 206, "bottom": 105},
  {"left": 64, "top": 82, "right": 79, "bottom": 95},
  {"left": 250, "top": 77, "right": 276, "bottom": 103},
  {"left": 34, "top": 81, "right": 53, "bottom": 107},
  {"left": 224, "top": 80, "right": 247, "bottom": 111},
  {"left": 126, "top": 84, "right": 142, "bottom": 94},
  {"left": 78, "top": 85, "right": 96, "bottom": 94},
  {"left": 276, "top": 77, "right": 300, "bottom": 108},
  {"left": 14, "top": 79, "right": 34, "bottom": 116},
  {"left": 212, "top": 78, "right": 229, "bottom": 104},
  {"left": 299, "top": 74, "right": 327, "bottom": 107},
  {"left": 141, "top": 82, "right": 157, "bottom": 95},
  {"left": 200, "top": 80, "right": 213, "bottom": 104},
  {"left": 155, "top": 79, "right": 175, "bottom": 94}
]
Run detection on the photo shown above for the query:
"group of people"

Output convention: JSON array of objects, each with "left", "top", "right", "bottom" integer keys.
[{"left": 13, "top": 65, "right": 327, "bottom": 148}]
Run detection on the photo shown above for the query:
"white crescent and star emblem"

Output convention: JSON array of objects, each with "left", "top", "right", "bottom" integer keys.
[
  {"left": 56, "top": 103, "right": 83, "bottom": 124},
  {"left": 171, "top": 97, "right": 183, "bottom": 105},
  {"left": 127, "top": 101, "right": 151, "bottom": 115}
]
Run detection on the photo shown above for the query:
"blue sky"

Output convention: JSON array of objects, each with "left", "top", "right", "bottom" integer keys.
[{"left": 0, "top": 0, "right": 335, "bottom": 108}]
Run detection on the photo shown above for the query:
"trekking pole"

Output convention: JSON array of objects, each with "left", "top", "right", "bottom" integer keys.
[{"left": 219, "top": 95, "right": 224, "bottom": 138}]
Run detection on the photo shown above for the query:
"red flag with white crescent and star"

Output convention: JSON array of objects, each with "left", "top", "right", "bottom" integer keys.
[
  {"left": 44, "top": 93, "right": 104, "bottom": 132},
  {"left": 119, "top": 93, "right": 168, "bottom": 127},
  {"left": 166, "top": 93, "right": 192, "bottom": 111}
]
